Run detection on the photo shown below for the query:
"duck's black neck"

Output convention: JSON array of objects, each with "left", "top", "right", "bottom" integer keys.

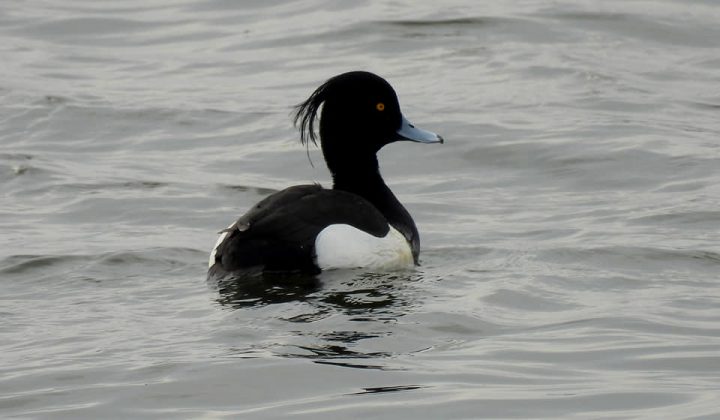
[{"left": 331, "top": 155, "right": 419, "bottom": 261}]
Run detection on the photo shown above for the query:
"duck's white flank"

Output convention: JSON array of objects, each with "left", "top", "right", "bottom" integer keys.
[{"left": 314, "top": 224, "right": 413, "bottom": 270}]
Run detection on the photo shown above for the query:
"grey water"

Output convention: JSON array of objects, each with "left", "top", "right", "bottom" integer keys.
[{"left": 2, "top": 0, "right": 720, "bottom": 418}]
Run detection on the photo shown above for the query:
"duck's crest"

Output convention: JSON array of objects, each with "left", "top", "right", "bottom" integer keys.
[
  {"left": 293, "top": 78, "right": 331, "bottom": 146},
  {"left": 293, "top": 71, "right": 378, "bottom": 146}
]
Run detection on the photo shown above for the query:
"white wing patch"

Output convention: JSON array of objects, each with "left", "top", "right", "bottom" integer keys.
[
  {"left": 314, "top": 224, "right": 413, "bottom": 270},
  {"left": 208, "top": 224, "right": 233, "bottom": 268}
]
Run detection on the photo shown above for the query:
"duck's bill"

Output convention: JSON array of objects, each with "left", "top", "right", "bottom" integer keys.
[{"left": 396, "top": 115, "right": 444, "bottom": 144}]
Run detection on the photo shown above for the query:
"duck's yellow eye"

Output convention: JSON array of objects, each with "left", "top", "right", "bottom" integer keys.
[{"left": 376, "top": 102, "right": 385, "bottom": 111}]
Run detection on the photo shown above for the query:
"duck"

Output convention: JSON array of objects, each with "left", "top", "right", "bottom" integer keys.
[{"left": 208, "top": 71, "right": 443, "bottom": 279}]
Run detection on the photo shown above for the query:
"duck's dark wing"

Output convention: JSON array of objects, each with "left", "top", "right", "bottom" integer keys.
[{"left": 209, "top": 184, "right": 389, "bottom": 276}]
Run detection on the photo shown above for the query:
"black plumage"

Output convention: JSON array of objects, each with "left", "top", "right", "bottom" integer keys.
[
  {"left": 209, "top": 71, "right": 442, "bottom": 279},
  {"left": 210, "top": 185, "right": 389, "bottom": 276}
]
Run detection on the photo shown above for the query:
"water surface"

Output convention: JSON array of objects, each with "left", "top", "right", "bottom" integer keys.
[{"left": 2, "top": 0, "right": 719, "bottom": 418}]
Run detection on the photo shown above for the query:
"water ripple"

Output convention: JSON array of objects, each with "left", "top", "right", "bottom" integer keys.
[{"left": 2, "top": 0, "right": 720, "bottom": 418}]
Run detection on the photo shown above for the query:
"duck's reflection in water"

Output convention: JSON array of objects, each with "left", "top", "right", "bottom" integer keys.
[
  {"left": 211, "top": 272, "right": 322, "bottom": 308},
  {"left": 210, "top": 269, "right": 426, "bottom": 370}
]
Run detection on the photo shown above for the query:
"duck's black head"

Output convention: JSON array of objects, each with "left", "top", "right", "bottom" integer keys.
[{"left": 294, "top": 71, "right": 442, "bottom": 175}]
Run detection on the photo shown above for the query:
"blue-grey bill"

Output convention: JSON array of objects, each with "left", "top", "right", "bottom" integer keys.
[{"left": 396, "top": 115, "right": 444, "bottom": 144}]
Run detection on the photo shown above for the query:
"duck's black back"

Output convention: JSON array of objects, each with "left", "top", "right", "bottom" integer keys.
[{"left": 209, "top": 185, "right": 390, "bottom": 277}]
